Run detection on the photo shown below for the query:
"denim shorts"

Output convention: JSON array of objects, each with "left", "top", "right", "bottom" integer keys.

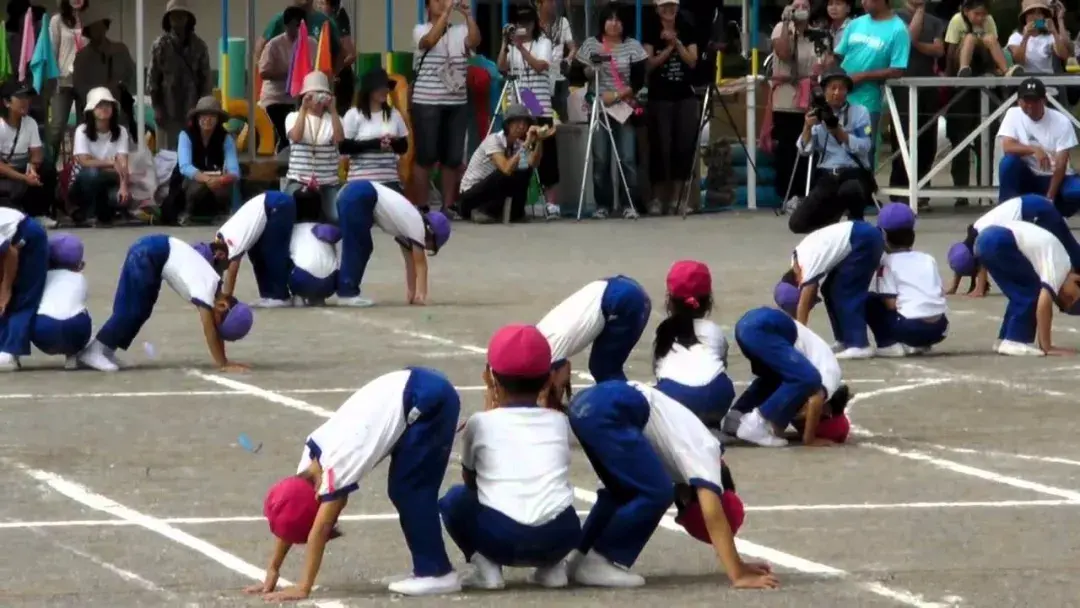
[{"left": 411, "top": 103, "right": 469, "bottom": 169}]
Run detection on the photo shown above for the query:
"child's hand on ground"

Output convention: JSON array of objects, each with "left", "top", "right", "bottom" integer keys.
[
  {"left": 1045, "top": 347, "right": 1077, "bottom": 356},
  {"left": 242, "top": 581, "right": 274, "bottom": 595},
  {"left": 805, "top": 437, "right": 834, "bottom": 447},
  {"left": 262, "top": 586, "right": 309, "bottom": 602},
  {"left": 731, "top": 563, "right": 780, "bottom": 589}
]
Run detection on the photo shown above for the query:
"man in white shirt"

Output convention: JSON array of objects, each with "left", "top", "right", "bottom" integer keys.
[
  {"left": 31, "top": 234, "right": 92, "bottom": 369},
  {"left": 997, "top": 78, "right": 1080, "bottom": 217},
  {"left": 439, "top": 324, "right": 579, "bottom": 590},
  {"left": 289, "top": 222, "right": 340, "bottom": 306},
  {"left": 247, "top": 367, "right": 462, "bottom": 601},
  {"left": 207, "top": 191, "right": 297, "bottom": 308}
]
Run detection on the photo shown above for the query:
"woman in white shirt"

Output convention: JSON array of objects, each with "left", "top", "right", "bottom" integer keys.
[
  {"left": 70, "top": 87, "right": 131, "bottom": 227},
  {"left": 1007, "top": 0, "right": 1071, "bottom": 83},
  {"left": 284, "top": 72, "right": 344, "bottom": 223},
  {"left": 48, "top": 0, "right": 89, "bottom": 158},
  {"left": 340, "top": 68, "right": 408, "bottom": 193}
]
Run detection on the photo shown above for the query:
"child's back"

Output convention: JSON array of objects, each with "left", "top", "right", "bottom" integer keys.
[
  {"left": 876, "top": 251, "right": 947, "bottom": 320},
  {"left": 38, "top": 269, "right": 88, "bottom": 320}
]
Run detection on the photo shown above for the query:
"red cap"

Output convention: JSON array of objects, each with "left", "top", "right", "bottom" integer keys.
[
  {"left": 487, "top": 324, "right": 552, "bottom": 378},
  {"left": 666, "top": 260, "right": 712, "bottom": 308},
  {"left": 793, "top": 414, "right": 851, "bottom": 443},
  {"left": 264, "top": 477, "right": 318, "bottom": 544},
  {"left": 675, "top": 490, "right": 746, "bottom": 544}
]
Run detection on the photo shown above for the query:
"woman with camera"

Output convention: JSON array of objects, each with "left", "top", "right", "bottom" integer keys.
[
  {"left": 1007, "top": 0, "right": 1071, "bottom": 88},
  {"left": 767, "top": 0, "right": 818, "bottom": 207},
  {"left": 284, "top": 72, "right": 345, "bottom": 223}
]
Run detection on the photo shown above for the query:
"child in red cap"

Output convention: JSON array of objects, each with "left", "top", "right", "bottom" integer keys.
[
  {"left": 653, "top": 260, "right": 734, "bottom": 427},
  {"left": 438, "top": 324, "right": 581, "bottom": 590},
  {"left": 245, "top": 367, "right": 462, "bottom": 601}
]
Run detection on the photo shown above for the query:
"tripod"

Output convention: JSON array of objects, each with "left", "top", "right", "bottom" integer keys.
[
  {"left": 489, "top": 73, "right": 556, "bottom": 220},
  {"left": 575, "top": 67, "right": 638, "bottom": 221}
]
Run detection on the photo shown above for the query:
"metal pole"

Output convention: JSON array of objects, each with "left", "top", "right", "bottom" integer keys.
[
  {"left": 502, "top": 0, "right": 508, "bottom": 25},
  {"left": 247, "top": 0, "right": 257, "bottom": 159},
  {"left": 746, "top": 0, "right": 758, "bottom": 209},
  {"left": 418, "top": 0, "right": 424, "bottom": 25},
  {"left": 635, "top": 0, "right": 641, "bottom": 40},
  {"left": 135, "top": 0, "right": 145, "bottom": 148}
]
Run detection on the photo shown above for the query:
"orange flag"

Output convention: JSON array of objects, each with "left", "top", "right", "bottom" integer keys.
[{"left": 314, "top": 23, "right": 332, "bottom": 77}]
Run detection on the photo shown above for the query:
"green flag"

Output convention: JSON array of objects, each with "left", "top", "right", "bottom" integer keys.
[{"left": 0, "top": 23, "right": 12, "bottom": 82}]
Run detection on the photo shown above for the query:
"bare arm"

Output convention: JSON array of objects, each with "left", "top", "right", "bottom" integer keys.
[
  {"left": 0, "top": 247, "right": 18, "bottom": 298},
  {"left": 198, "top": 307, "right": 229, "bottom": 368},
  {"left": 1036, "top": 288, "right": 1055, "bottom": 352},
  {"left": 972, "top": 267, "right": 990, "bottom": 296},
  {"left": 1000, "top": 136, "right": 1040, "bottom": 157},
  {"left": 0, "top": 161, "right": 27, "bottom": 181},
  {"left": 223, "top": 259, "right": 241, "bottom": 298},
  {"left": 292, "top": 499, "right": 347, "bottom": 596},
  {"left": 772, "top": 23, "right": 793, "bottom": 61},
  {"left": 411, "top": 247, "right": 429, "bottom": 304},
  {"left": 851, "top": 68, "right": 904, "bottom": 84},
  {"left": 1047, "top": 151, "right": 1069, "bottom": 200},
  {"left": 675, "top": 41, "right": 698, "bottom": 68},
  {"left": 418, "top": 11, "right": 452, "bottom": 50},
  {"left": 800, "top": 390, "right": 828, "bottom": 445},
  {"left": 644, "top": 43, "right": 673, "bottom": 71},
  {"left": 497, "top": 40, "right": 510, "bottom": 71},
  {"left": 517, "top": 43, "right": 550, "bottom": 73},
  {"left": 243, "top": 538, "right": 291, "bottom": 593},
  {"left": 288, "top": 106, "right": 309, "bottom": 144},
  {"left": 74, "top": 155, "right": 116, "bottom": 169},
  {"left": 400, "top": 244, "right": 418, "bottom": 302},
  {"left": 464, "top": 13, "right": 482, "bottom": 50},
  {"left": 796, "top": 284, "right": 818, "bottom": 325},
  {"left": 697, "top": 487, "right": 748, "bottom": 582},
  {"left": 491, "top": 150, "right": 520, "bottom": 175},
  {"left": 945, "top": 272, "right": 960, "bottom": 295}
]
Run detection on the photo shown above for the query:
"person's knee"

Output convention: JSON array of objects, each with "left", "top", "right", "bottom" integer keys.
[
  {"left": 437, "top": 484, "right": 471, "bottom": 519},
  {"left": 999, "top": 154, "right": 1024, "bottom": 175}
]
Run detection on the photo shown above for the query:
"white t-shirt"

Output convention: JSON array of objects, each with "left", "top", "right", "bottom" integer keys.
[
  {"left": 290, "top": 222, "right": 339, "bottom": 279},
  {"left": 297, "top": 370, "right": 410, "bottom": 501},
  {"left": 73, "top": 124, "right": 130, "bottom": 161},
  {"left": 412, "top": 23, "right": 470, "bottom": 105},
  {"left": 0, "top": 207, "right": 24, "bottom": 249},
  {"left": 460, "top": 132, "right": 522, "bottom": 193},
  {"left": 1001, "top": 220, "right": 1072, "bottom": 293},
  {"left": 461, "top": 407, "right": 574, "bottom": 526},
  {"left": 0, "top": 116, "right": 42, "bottom": 168},
  {"left": 996, "top": 106, "right": 1078, "bottom": 177},
  {"left": 871, "top": 251, "right": 948, "bottom": 319},
  {"left": 654, "top": 319, "right": 728, "bottom": 387},
  {"left": 537, "top": 280, "right": 608, "bottom": 363},
  {"left": 37, "top": 270, "right": 87, "bottom": 320},
  {"left": 162, "top": 237, "right": 222, "bottom": 308},
  {"left": 548, "top": 16, "right": 574, "bottom": 85},
  {"left": 508, "top": 36, "right": 554, "bottom": 116},
  {"left": 342, "top": 107, "right": 408, "bottom": 183},
  {"left": 372, "top": 182, "right": 426, "bottom": 248},
  {"left": 217, "top": 194, "right": 269, "bottom": 260},
  {"left": 793, "top": 320, "right": 842, "bottom": 399},
  {"left": 630, "top": 383, "right": 726, "bottom": 492},
  {"left": 794, "top": 221, "right": 855, "bottom": 285},
  {"left": 973, "top": 196, "right": 1024, "bottom": 233},
  {"left": 1006, "top": 32, "right": 1055, "bottom": 76},
  {"left": 284, "top": 111, "right": 340, "bottom": 186}
]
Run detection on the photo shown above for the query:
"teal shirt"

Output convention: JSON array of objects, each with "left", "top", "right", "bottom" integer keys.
[
  {"left": 835, "top": 14, "right": 910, "bottom": 113},
  {"left": 263, "top": 11, "right": 341, "bottom": 55}
]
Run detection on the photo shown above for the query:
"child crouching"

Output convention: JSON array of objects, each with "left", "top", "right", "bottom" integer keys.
[{"left": 31, "top": 234, "right": 92, "bottom": 369}]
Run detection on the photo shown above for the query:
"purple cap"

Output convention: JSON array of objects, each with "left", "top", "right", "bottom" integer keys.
[
  {"left": 774, "top": 281, "right": 801, "bottom": 315},
  {"left": 947, "top": 242, "right": 976, "bottom": 276},
  {"left": 218, "top": 301, "right": 254, "bottom": 342},
  {"left": 877, "top": 203, "right": 916, "bottom": 231},
  {"left": 192, "top": 242, "right": 214, "bottom": 265},
  {"left": 311, "top": 223, "right": 342, "bottom": 244},
  {"left": 425, "top": 211, "right": 451, "bottom": 251},
  {"left": 48, "top": 233, "right": 84, "bottom": 268}
]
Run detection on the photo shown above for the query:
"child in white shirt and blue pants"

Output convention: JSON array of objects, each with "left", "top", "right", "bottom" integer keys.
[{"left": 31, "top": 234, "right": 92, "bottom": 368}]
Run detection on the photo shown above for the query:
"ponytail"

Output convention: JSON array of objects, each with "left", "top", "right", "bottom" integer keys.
[{"left": 653, "top": 294, "right": 714, "bottom": 367}]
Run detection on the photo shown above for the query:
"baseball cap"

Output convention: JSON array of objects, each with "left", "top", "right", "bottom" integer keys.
[
  {"left": 1018, "top": 77, "right": 1046, "bottom": 100},
  {"left": 656, "top": 0, "right": 680, "bottom": 5},
  {"left": 666, "top": 260, "right": 712, "bottom": 306},
  {"left": 487, "top": 324, "right": 552, "bottom": 378},
  {"left": 217, "top": 300, "right": 254, "bottom": 342},
  {"left": 48, "top": 233, "right": 84, "bottom": 269},
  {"left": 192, "top": 242, "right": 214, "bottom": 265},
  {"left": 947, "top": 242, "right": 977, "bottom": 276},
  {"left": 674, "top": 490, "right": 746, "bottom": 544},
  {"left": 877, "top": 202, "right": 916, "bottom": 231},
  {"left": 793, "top": 414, "right": 851, "bottom": 443},
  {"left": 264, "top": 477, "right": 319, "bottom": 544},
  {"left": 311, "top": 223, "right": 342, "bottom": 244},
  {"left": 425, "top": 211, "right": 452, "bottom": 253}
]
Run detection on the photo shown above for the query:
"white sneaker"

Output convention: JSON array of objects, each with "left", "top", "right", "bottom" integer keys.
[
  {"left": 904, "top": 345, "right": 931, "bottom": 356},
  {"left": 64, "top": 355, "right": 78, "bottom": 370},
  {"left": 387, "top": 571, "right": 462, "bottom": 596},
  {"left": 735, "top": 409, "right": 788, "bottom": 448},
  {"left": 565, "top": 549, "right": 585, "bottom": 577},
  {"left": 460, "top": 554, "right": 504, "bottom": 590},
  {"left": 291, "top": 295, "right": 307, "bottom": 308},
  {"left": 545, "top": 202, "right": 561, "bottom": 220},
  {"left": 337, "top": 295, "right": 375, "bottom": 308},
  {"left": 572, "top": 550, "right": 645, "bottom": 588},
  {"left": 836, "top": 346, "right": 875, "bottom": 360},
  {"left": 34, "top": 216, "right": 58, "bottom": 229},
  {"left": 0, "top": 352, "right": 18, "bottom": 372},
  {"left": 874, "top": 344, "right": 907, "bottom": 358},
  {"left": 77, "top": 341, "right": 119, "bottom": 372},
  {"left": 996, "top": 340, "right": 1045, "bottom": 357},
  {"left": 622, "top": 207, "right": 639, "bottom": 220},
  {"left": 528, "top": 561, "right": 569, "bottom": 588},
  {"left": 252, "top": 298, "right": 291, "bottom": 308}
]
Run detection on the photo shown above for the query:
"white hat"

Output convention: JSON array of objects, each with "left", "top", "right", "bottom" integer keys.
[
  {"left": 84, "top": 87, "right": 118, "bottom": 112},
  {"left": 299, "top": 72, "right": 332, "bottom": 97},
  {"left": 656, "top": 0, "right": 680, "bottom": 5}
]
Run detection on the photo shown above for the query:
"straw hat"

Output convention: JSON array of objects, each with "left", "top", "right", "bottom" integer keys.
[
  {"left": 162, "top": 0, "right": 197, "bottom": 31},
  {"left": 187, "top": 96, "right": 229, "bottom": 122},
  {"left": 1020, "top": 0, "right": 1051, "bottom": 17},
  {"left": 84, "top": 87, "right": 117, "bottom": 112},
  {"left": 79, "top": 2, "right": 112, "bottom": 33},
  {"left": 299, "top": 72, "right": 332, "bottom": 97}
]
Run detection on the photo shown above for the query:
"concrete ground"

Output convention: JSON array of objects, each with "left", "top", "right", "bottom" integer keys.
[{"left": 2, "top": 210, "right": 1079, "bottom": 608}]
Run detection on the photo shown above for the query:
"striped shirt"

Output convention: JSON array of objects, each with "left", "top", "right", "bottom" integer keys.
[
  {"left": 461, "top": 132, "right": 521, "bottom": 193},
  {"left": 412, "top": 23, "right": 470, "bottom": 106},
  {"left": 342, "top": 107, "right": 408, "bottom": 183},
  {"left": 508, "top": 37, "right": 554, "bottom": 117},
  {"left": 576, "top": 37, "right": 647, "bottom": 96},
  {"left": 285, "top": 112, "right": 340, "bottom": 186},
  {"left": 546, "top": 17, "right": 573, "bottom": 85},
  {"left": 0, "top": 116, "right": 41, "bottom": 170}
]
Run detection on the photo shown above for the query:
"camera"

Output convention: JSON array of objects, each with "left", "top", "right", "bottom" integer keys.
[
  {"left": 804, "top": 27, "right": 833, "bottom": 56},
  {"left": 809, "top": 88, "right": 839, "bottom": 129},
  {"left": 502, "top": 23, "right": 517, "bottom": 41}
]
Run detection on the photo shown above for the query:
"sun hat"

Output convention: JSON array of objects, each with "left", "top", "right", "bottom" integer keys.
[
  {"left": 84, "top": 87, "right": 117, "bottom": 113},
  {"left": 300, "top": 72, "right": 332, "bottom": 97},
  {"left": 819, "top": 66, "right": 854, "bottom": 91},
  {"left": 1019, "top": 0, "right": 1052, "bottom": 18},
  {"left": 187, "top": 96, "right": 229, "bottom": 123},
  {"left": 502, "top": 103, "right": 534, "bottom": 126},
  {"left": 79, "top": 3, "right": 112, "bottom": 33}
]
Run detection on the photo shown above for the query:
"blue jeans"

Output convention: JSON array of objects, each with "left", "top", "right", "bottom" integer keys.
[
  {"left": 284, "top": 181, "right": 342, "bottom": 222},
  {"left": 0, "top": 218, "right": 48, "bottom": 356},
  {"left": 998, "top": 154, "right": 1080, "bottom": 218},
  {"left": 70, "top": 168, "right": 120, "bottom": 222},
  {"left": 820, "top": 221, "right": 885, "bottom": 348},
  {"left": 974, "top": 226, "right": 1044, "bottom": 344},
  {"left": 94, "top": 235, "right": 171, "bottom": 351},
  {"left": 592, "top": 119, "right": 638, "bottom": 212}
]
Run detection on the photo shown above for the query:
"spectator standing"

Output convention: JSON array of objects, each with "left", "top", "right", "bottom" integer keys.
[
  {"left": 410, "top": 0, "right": 482, "bottom": 215},
  {"left": 47, "top": 0, "right": 89, "bottom": 160},
  {"left": 833, "top": 0, "right": 910, "bottom": 161},
  {"left": 888, "top": 0, "right": 943, "bottom": 210},
  {"left": 768, "top": 0, "right": 818, "bottom": 207},
  {"left": 643, "top": 0, "right": 698, "bottom": 216},
  {"left": 341, "top": 68, "right": 409, "bottom": 192},
  {"left": 1007, "top": 0, "right": 1072, "bottom": 96},
  {"left": 537, "top": 0, "right": 576, "bottom": 120},
  {"left": 71, "top": 5, "right": 136, "bottom": 137},
  {"left": 148, "top": 0, "right": 212, "bottom": 151},
  {"left": 997, "top": 78, "right": 1080, "bottom": 217},
  {"left": 284, "top": 72, "right": 344, "bottom": 222},
  {"left": 175, "top": 97, "right": 241, "bottom": 225},
  {"left": 0, "top": 82, "right": 56, "bottom": 222},
  {"left": 315, "top": 0, "right": 357, "bottom": 116},
  {"left": 498, "top": 5, "right": 560, "bottom": 217},
  {"left": 256, "top": 0, "right": 354, "bottom": 94},
  {"left": 70, "top": 87, "right": 130, "bottom": 227},
  {"left": 575, "top": 5, "right": 647, "bottom": 219},
  {"left": 821, "top": 0, "right": 853, "bottom": 49},
  {"left": 257, "top": 7, "right": 317, "bottom": 152}
]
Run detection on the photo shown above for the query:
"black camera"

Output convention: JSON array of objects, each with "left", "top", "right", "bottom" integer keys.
[
  {"left": 804, "top": 27, "right": 833, "bottom": 56},
  {"left": 502, "top": 23, "right": 517, "bottom": 42},
  {"left": 809, "top": 88, "right": 840, "bottom": 129}
]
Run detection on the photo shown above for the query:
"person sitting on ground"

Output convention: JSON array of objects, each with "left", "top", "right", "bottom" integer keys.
[
  {"left": 946, "top": 0, "right": 1016, "bottom": 77},
  {"left": 459, "top": 104, "right": 554, "bottom": 224},
  {"left": 69, "top": 87, "right": 131, "bottom": 227},
  {"left": 30, "top": 234, "right": 92, "bottom": 370},
  {"left": 0, "top": 82, "right": 56, "bottom": 225},
  {"left": 340, "top": 68, "right": 408, "bottom": 192},
  {"left": 997, "top": 78, "right": 1080, "bottom": 217},
  {"left": 175, "top": 97, "right": 240, "bottom": 226},
  {"left": 1007, "top": 0, "right": 1071, "bottom": 87},
  {"left": 284, "top": 72, "right": 345, "bottom": 223}
]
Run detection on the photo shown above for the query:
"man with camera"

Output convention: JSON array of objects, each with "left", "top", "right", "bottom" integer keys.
[{"left": 788, "top": 67, "right": 875, "bottom": 234}]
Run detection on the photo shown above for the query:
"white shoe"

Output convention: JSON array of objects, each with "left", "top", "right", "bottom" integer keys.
[
  {"left": 573, "top": 550, "right": 645, "bottom": 588},
  {"left": 291, "top": 295, "right": 307, "bottom": 308},
  {"left": 460, "top": 554, "right": 504, "bottom": 590},
  {"left": 735, "top": 409, "right": 788, "bottom": 448},
  {"left": 34, "top": 216, "right": 58, "bottom": 229},
  {"left": 545, "top": 202, "right": 562, "bottom": 220},
  {"left": 836, "top": 346, "right": 875, "bottom": 360},
  {"left": 996, "top": 340, "right": 1045, "bottom": 357},
  {"left": 0, "top": 352, "right": 18, "bottom": 372},
  {"left": 77, "top": 341, "right": 119, "bottom": 372},
  {"left": 252, "top": 298, "right": 291, "bottom": 309},
  {"left": 337, "top": 295, "right": 375, "bottom": 308},
  {"left": 64, "top": 355, "right": 79, "bottom": 370},
  {"left": 874, "top": 344, "right": 907, "bottom": 358},
  {"left": 565, "top": 549, "right": 585, "bottom": 577},
  {"left": 830, "top": 341, "right": 846, "bottom": 353},
  {"left": 528, "top": 561, "right": 569, "bottom": 588},
  {"left": 622, "top": 207, "right": 639, "bottom": 220},
  {"left": 904, "top": 345, "right": 931, "bottom": 356},
  {"left": 387, "top": 571, "right": 461, "bottom": 596}
]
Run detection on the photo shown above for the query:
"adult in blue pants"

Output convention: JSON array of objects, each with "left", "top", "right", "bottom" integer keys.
[
  {"left": 208, "top": 191, "right": 297, "bottom": 308},
  {"left": 0, "top": 208, "right": 49, "bottom": 371}
]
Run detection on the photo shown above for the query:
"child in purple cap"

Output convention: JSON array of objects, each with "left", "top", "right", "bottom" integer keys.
[
  {"left": 78, "top": 235, "right": 253, "bottom": 372},
  {"left": 0, "top": 207, "right": 49, "bottom": 371},
  {"left": 288, "top": 223, "right": 341, "bottom": 306},
  {"left": 333, "top": 180, "right": 451, "bottom": 307},
  {"left": 866, "top": 203, "right": 949, "bottom": 357},
  {"left": 30, "top": 234, "right": 92, "bottom": 369},
  {"left": 206, "top": 191, "right": 297, "bottom": 309},
  {"left": 439, "top": 324, "right": 580, "bottom": 590}
]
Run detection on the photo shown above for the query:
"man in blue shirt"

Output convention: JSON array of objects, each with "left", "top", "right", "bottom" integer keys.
[{"left": 788, "top": 67, "right": 875, "bottom": 234}]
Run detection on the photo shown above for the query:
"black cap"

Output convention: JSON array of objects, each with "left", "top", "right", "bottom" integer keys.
[
  {"left": 819, "top": 66, "right": 854, "bottom": 91},
  {"left": 2, "top": 81, "right": 36, "bottom": 99},
  {"left": 1018, "top": 77, "right": 1046, "bottom": 100}
]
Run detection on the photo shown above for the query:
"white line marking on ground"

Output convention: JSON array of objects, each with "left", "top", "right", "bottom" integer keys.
[
  {"left": 321, "top": 311, "right": 488, "bottom": 354},
  {"left": 896, "top": 362, "right": 1071, "bottom": 400},
  {"left": 186, "top": 371, "right": 334, "bottom": 418},
  {"left": 922, "top": 444, "right": 1080, "bottom": 467}
]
